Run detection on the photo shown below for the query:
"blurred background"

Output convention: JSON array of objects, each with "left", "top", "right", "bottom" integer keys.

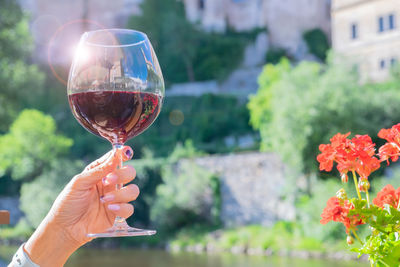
[{"left": 0, "top": 0, "right": 399, "bottom": 266}]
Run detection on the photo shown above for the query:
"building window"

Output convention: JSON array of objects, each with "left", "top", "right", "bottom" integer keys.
[
  {"left": 391, "top": 58, "right": 397, "bottom": 67},
  {"left": 379, "top": 16, "right": 384, "bottom": 32},
  {"left": 351, "top": 23, "right": 358, "bottom": 39},
  {"left": 198, "top": 0, "right": 205, "bottom": 10},
  {"left": 389, "top": 14, "right": 396, "bottom": 30},
  {"left": 378, "top": 14, "right": 396, "bottom": 32},
  {"left": 380, "top": 59, "right": 386, "bottom": 69}
]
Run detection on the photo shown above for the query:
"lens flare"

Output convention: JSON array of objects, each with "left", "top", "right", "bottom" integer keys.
[{"left": 47, "top": 19, "right": 106, "bottom": 85}]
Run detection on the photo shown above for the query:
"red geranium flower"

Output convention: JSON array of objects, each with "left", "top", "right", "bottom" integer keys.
[
  {"left": 372, "top": 184, "right": 400, "bottom": 208},
  {"left": 378, "top": 124, "right": 400, "bottom": 164},
  {"left": 317, "top": 132, "right": 351, "bottom": 172},
  {"left": 379, "top": 143, "right": 400, "bottom": 164},
  {"left": 320, "top": 197, "right": 364, "bottom": 233},
  {"left": 317, "top": 133, "right": 379, "bottom": 180}
]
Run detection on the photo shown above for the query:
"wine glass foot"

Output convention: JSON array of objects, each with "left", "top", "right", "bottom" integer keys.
[{"left": 87, "top": 221, "right": 156, "bottom": 238}]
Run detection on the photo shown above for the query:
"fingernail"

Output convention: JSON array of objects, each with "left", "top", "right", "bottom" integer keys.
[
  {"left": 107, "top": 204, "right": 120, "bottom": 211},
  {"left": 123, "top": 147, "right": 133, "bottom": 160},
  {"left": 103, "top": 174, "right": 117, "bottom": 185},
  {"left": 101, "top": 194, "right": 115, "bottom": 203}
]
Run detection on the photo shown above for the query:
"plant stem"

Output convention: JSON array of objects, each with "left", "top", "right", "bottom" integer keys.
[
  {"left": 366, "top": 190, "right": 371, "bottom": 208},
  {"left": 378, "top": 260, "right": 390, "bottom": 267},
  {"left": 352, "top": 229, "right": 364, "bottom": 245},
  {"left": 352, "top": 171, "right": 362, "bottom": 200}
]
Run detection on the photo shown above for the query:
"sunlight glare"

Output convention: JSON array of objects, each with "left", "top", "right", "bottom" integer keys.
[{"left": 72, "top": 45, "right": 90, "bottom": 63}]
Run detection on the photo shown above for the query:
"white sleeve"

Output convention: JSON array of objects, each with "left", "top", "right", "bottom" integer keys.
[{"left": 8, "top": 243, "right": 40, "bottom": 267}]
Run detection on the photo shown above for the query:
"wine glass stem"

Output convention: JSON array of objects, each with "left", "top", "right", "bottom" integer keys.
[{"left": 113, "top": 143, "right": 127, "bottom": 225}]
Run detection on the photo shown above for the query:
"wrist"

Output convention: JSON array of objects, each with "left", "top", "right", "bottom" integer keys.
[{"left": 25, "top": 216, "right": 81, "bottom": 267}]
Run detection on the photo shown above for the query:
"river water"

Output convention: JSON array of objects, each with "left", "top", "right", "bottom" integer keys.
[
  {"left": 62, "top": 249, "right": 366, "bottom": 267},
  {"left": 0, "top": 246, "right": 366, "bottom": 267}
]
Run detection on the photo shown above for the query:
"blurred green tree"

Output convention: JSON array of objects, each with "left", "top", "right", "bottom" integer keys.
[
  {"left": 0, "top": 0, "right": 45, "bottom": 132},
  {"left": 0, "top": 109, "right": 82, "bottom": 227},
  {"left": 128, "top": 0, "right": 259, "bottom": 84},
  {"left": 248, "top": 56, "right": 400, "bottom": 175},
  {"left": 0, "top": 109, "right": 73, "bottom": 181}
]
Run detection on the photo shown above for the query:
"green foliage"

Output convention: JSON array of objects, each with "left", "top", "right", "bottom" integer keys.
[
  {"left": 296, "top": 178, "right": 348, "bottom": 241},
  {"left": 265, "top": 47, "right": 290, "bottom": 64},
  {"left": 302, "top": 28, "right": 330, "bottom": 61},
  {"left": 0, "top": 218, "right": 33, "bottom": 239},
  {"left": 128, "top": 0, "right": 258, "bottom": 84},
  {"left": 132, "top": 94, "right": 257, "bottom": 157},
  {"left": 247, "top": 58, "right": 291, "bottom": 130},
  {"left": 248, "top": 56, "right": 400, "bottom": 174},
  {"left": 150, "top": 142, "right": 218, "bottom": 231},
  {"left": 167, "top": 140, "right": 204, "bottom": 162},
  {"left": 346, "top": 198, "right": 400, "bottom": 266},
  {"left": 20, "top": 159, "right": 83, "bottom": 227},
  {"left": 0, "top": 109, "right": 73, "bottom": 180},
  {"left": 0, "top": 0, "right": 45, "bottom": 132},
  {"left": 0, "top": 0, "right": 32, "bottom": 60},
  {"left": 125, "top": 153, "right": 166, "bottom": 227}
]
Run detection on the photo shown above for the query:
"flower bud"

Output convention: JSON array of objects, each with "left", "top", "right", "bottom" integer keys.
[
  {"left": 347, "top": 235, "right": 354, "bottom": 245},
  {"left": 341, "top": 173, "right": 348, "bottom": 183},
  {"left": 336, "top": 188, "right": 348, "bottom": 201},
  {"left": 358, "top": 179, "right": 370, "bottom": 192}
]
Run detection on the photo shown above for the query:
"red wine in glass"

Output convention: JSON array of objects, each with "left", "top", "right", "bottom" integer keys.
[{"left": 69, "top": 91, "right": 162, "bottom": 145}]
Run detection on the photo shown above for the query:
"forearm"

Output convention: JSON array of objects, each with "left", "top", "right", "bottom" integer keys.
[{"left": 24, "top": 216, "right": 81, "bottom": 267}]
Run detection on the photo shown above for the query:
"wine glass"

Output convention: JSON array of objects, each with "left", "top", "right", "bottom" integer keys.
[{"left": 67, "top": 29, "right": 164, "bottom": 237}]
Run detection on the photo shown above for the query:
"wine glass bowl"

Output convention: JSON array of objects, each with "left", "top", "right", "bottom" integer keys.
[
  {"left": 68, "top": 29, "right": 164, "bottom": 146},
  {"left": 67, "top": 29, "right": 164, "bottom": 237}
]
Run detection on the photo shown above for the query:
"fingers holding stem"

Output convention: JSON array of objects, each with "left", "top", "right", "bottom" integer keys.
[
  {"left": 107, "top": 203, "right": 134, "bottom": 219},
  {"left": 102, "top": 165, "right": 137, "bottom": 189},
  {"left": 101, "top": 184, "right": 139, "bottom": 204}
]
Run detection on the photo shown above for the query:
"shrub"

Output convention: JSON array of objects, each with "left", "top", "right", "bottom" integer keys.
[
  {"left": 302, "top": 28, "right": 330, "bottom": 61},
  {"left": 150, "top": 141, "right": 218, "bottom": 231}
]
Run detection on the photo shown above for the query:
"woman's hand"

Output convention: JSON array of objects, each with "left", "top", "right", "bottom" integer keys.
[{"left": 24, "top": 146, "right": 138, "bottom": 267}]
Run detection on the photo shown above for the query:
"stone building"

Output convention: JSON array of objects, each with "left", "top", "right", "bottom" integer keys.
[
  {"left": 331, "top": 0, "right": 400, "bottom": 82},
  {"left": 183, "top": 0, "right": 331, "bottom": 56}
]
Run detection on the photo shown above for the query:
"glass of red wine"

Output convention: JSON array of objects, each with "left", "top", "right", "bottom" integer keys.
[{"left": 67, "top": 29, "right": 164, "bottom": 237}]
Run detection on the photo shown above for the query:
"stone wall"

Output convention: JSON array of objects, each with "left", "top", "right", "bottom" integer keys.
[{"left": 191, "top": 152, "right": 295, "bottom": 227}]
